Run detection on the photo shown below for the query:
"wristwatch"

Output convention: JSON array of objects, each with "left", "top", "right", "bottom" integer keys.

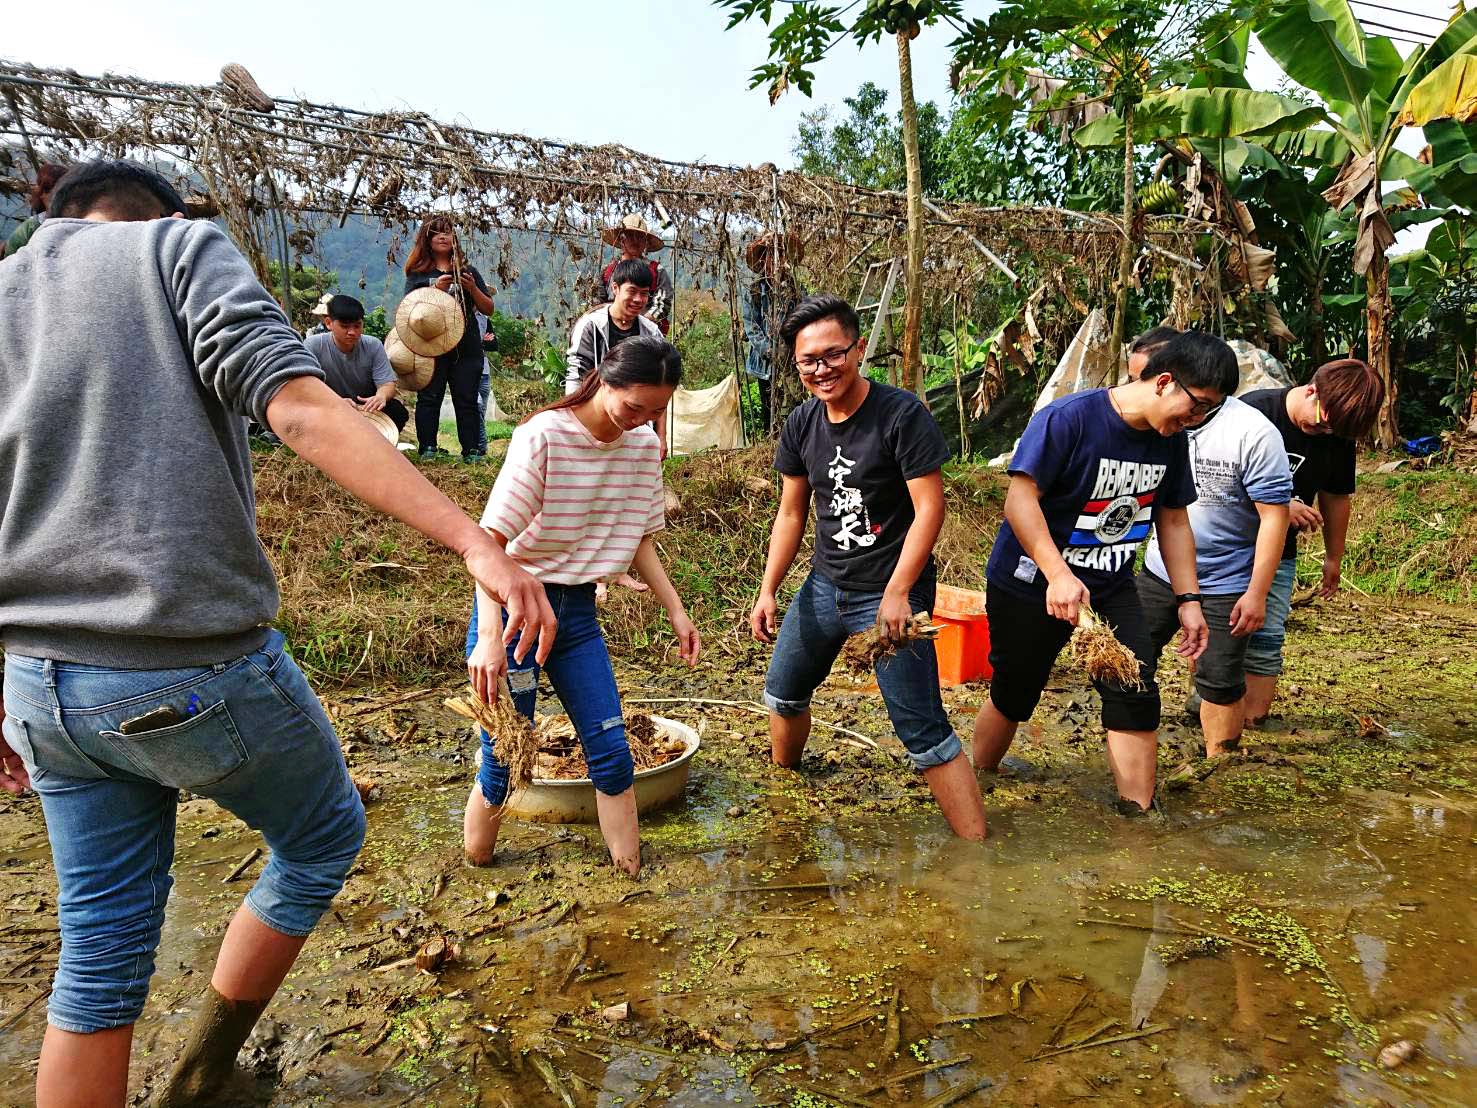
[{"left": 1174, "top": 592, "right": 1204, "bottom": 606}]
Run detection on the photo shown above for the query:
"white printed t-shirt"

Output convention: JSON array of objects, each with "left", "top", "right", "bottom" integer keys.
[
  {"left": 480, "top": 408, "right": 664, "bottom": 584},
  {"left": 1143, "top": 394, "right": 1292, "bottom": 594}
]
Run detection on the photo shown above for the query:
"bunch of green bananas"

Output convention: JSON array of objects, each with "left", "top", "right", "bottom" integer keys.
[{"left": 1139, "top": 180, "right": 1180, "bottom": 214}]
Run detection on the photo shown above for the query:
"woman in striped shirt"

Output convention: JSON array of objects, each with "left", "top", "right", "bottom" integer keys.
[{"left": 464, "top": 336, "right": 700, "bottom": 874}]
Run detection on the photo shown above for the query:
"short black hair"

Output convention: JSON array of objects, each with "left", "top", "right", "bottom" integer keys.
[
  {"left": 610, "top": 258, "right": 653, "bottom": 289},
  {"left": 49, "top": 160, "right": 187, "bottom": 221},
  {"left": 779, "top": 294, "right": 860, "bottom": 347},
  {"left": 327, "top": 294, "right": 365, "bottom": 322},
  {"left": 1130, "top": 326, "right": 1179, "bottom": 358},
  {"left": 1143, "top": 331, "right": 1239, "bottom": 396}
]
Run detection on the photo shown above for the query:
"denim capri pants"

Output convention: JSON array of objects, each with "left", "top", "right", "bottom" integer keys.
[
  {"left": 762, "top": 568, "right": 962, "bottom": 771},
  {"left": 465, "top": 582, "right": 634, "bottom": 804},
  {"left": 1, "top": 631, "right": 365, "bottom": 1033}
]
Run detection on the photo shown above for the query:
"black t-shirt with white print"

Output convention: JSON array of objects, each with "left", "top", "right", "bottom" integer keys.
[
  {"left": 1241, "top": 387, "right": 1357, "bottom": 561},
  {"left": 774, "top": 382, "right": 950, "bottom": 591}
]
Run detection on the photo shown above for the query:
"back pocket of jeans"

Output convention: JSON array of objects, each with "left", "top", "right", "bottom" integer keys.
[{"left": 98, "top": 701, "right": 248, "bottom": 790}]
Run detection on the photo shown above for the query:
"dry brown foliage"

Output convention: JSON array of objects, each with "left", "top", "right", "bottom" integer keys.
[
  {"left": 444, "top": 684, "right": 539, "bottom": 797},
  {"left": 535, "top": 712, "right": 687, "bottom": 781}
]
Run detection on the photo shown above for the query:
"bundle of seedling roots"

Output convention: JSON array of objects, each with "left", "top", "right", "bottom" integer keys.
[
  {"left": 840, "top": 606, "right": 1142, "bottom": 689},
  {"left": 444, "top": 685, "right": 686, "bottom": 801}
]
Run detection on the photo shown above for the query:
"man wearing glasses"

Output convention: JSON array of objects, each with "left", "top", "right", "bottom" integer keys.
[
  {"left": 972, "top": 331, "right": 1234, "bottom": 814},
  {"left": 1138, "top": 339, "right": 1293, "bottom": 758},
  {"left": 750, "top": 295, "right": 988, "bottom": 840},
  {"left": 1237, "top": 359, "right": 1384, "bottom": 725}
]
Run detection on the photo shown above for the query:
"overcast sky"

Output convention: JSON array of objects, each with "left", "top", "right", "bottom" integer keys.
[
  {"left": 4, "top": 0, "right": 966, "bottom": 168},
  {"left": 6, "top": 0, "right": 1454, "bottom": 248}
]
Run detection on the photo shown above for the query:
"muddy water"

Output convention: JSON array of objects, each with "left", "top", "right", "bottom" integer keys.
[{"left": 1, "top": 599, "right": 1476, "bottom": 1106}]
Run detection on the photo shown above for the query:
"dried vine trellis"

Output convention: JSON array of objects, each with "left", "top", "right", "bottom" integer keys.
[{"left": 0, "top": 59, "right": 1241, "bottom": 412}]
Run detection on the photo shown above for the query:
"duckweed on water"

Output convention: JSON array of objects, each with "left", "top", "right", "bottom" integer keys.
[{"left": 1105, "top": 871, "right": 1376, "bottom": 1044}]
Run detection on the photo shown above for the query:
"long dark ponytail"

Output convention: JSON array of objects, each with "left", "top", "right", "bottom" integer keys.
[{"left": 528, "top": 335, "right": 683, "bottom": 423}]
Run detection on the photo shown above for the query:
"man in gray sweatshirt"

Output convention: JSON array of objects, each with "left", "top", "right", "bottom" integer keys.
[{"left": 0, "top": 161, "right": 557, "bottom": 1108}]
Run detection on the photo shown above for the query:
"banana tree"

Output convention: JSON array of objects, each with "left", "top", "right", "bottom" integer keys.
[{"left": 1254, "top": 0, "right": 1477, "bottom": 446}]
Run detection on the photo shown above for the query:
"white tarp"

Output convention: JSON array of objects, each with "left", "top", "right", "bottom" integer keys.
[
  {"left": 666, "top": 373, "right": 744, "bottom": 456},
  {"left": 989, "top": 317, "right": 1296, "bottom": 467}
]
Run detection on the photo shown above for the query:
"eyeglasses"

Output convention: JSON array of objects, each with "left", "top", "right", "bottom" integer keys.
[
  {"left": 1310, "top": 392, "right": 1331, "bottom": 433},
  {"left": 1172, "top": 375, "right": 1222, "bottom": 418},
  {"left": 797, "top": 339, "right": 859, "bottom": 376}
]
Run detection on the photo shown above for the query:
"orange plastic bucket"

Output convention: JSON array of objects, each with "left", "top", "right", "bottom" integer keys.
[{"left": 932, "top": 584, "right": 991, "bottom": 686}]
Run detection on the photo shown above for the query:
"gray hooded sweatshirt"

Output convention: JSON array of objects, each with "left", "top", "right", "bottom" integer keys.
[{"left": 0, "top": 217, "right": 323, "bottom": 667}]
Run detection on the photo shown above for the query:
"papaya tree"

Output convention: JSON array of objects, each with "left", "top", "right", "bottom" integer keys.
[{"left": 714, "top": 0, "right": 963, "bottom": 399}]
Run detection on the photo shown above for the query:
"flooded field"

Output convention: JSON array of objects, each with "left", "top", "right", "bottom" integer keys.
[{"left": 2, "top": 592, "right": 1475, "bottom": 1106}]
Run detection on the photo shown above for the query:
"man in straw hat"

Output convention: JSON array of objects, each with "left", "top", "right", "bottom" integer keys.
[
  {"left": 601, "top": 213, "right": 673, "bottom": 334},
  {"left": 306, "top": 294, "right": 408, "bottom": 432},
  {"left": 0, "top": 160, "right": 556, "bottom": 1108}
]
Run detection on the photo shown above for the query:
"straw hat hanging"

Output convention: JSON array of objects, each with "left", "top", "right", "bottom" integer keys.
[
  {"left": 601, "top": 213, "right": 664, "bottom": 253},
  {"left": 386, "top": 328, "right": 435, "bottom": 390},
  {"left": 394, "top": 287, "right": 464, "bottom": 357}
]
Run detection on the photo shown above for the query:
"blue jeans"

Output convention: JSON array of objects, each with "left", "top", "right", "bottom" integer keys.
[
  {"left": 0, "top": 631, "right": 365, "bottom": 1033},
  {"left": 465, "top": 584, "right": 632, "bottom": 803},
  {"left": 763, "top": 569, "right": 962, "bottom": 771},
  {"left": 1243, "top": 557, "right": 1298, "bottom": 677},
  {"left": 477, "top": 369, "right": 491, "bottom": 454}
]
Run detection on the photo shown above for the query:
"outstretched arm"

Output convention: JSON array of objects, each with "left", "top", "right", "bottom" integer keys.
[
  {"left": 630, "top": 537, "right": 700, "bottom": 665},
  {"left": 1153, "top": 506, "right": 1207, "bottom": 660},
  {"left": 267, "top": 376, "right": 556, "bottom": 663},
  {"left": 1229, "top": 501, "right": 1291, "bottom": 637}
]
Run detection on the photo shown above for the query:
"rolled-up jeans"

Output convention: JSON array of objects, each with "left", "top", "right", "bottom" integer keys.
[
  {"left": 465, "top": 583, "right": 633, "bottom": 804},
  {"left": 0, "top": 630, "right": 365, "bottom": 1033},
  {"left": 1243, "top": 557, "right": 1298, "bottom": 677},
  {"left": 762, "top": 568, "right": 963, "bottom": 771}
]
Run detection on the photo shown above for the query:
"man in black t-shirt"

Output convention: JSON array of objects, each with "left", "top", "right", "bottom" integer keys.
[
  {"left": 1239, "top": 358, "right": 1383, "bottom": 724},
  {"left": 750, "top": 295, "right": 987, "bottom": 840}
]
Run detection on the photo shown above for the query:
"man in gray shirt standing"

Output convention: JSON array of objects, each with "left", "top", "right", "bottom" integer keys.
[
  {"left": 0, "top": 161, "right": 557, "bottom": 1108},
  {"left": 305, "top": 294, "right": 408, "bottom": 431}
]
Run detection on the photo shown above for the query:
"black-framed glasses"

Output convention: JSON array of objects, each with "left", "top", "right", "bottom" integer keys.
[
  {"left": 1172, "top": 375, "right": 1222, "bottom": 418},
  {"left": 797, "top": 339, "right": 859, "bottom": 376}
]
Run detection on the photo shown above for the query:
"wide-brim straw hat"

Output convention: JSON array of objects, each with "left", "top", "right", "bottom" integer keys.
[
  {"left": 745, "top": 231, "right": 804, "bottom": 272},
  {"left": 394, "top": 287, "right": 464, "bottom": 357},
  {"left": 362, "top": 409, "right": 399, "bottom": 444},
  {"left": 602, "top": 213, "right": 664, "bottom": 253},
  {"left": 385, "top": 328, "right": 435, "bottom": 390}
]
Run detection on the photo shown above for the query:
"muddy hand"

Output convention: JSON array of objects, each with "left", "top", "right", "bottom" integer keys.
[
  {"left": 876, "top": 591, "right": 912, "bottom": 643},
  {"left": 1174, "top": 600, "right": 1208, "bottom": 661},
  {"left": 1045, "top": 572, "right": 1090, "bottom": 626},
  {"left": 0, "top": 721, "right": 31, "bottom": 795},
  {"left": 750, "top": 593, "right": 778, "bottom": 644},
  {"left": 468, "top": 637, "right": 507, "bottom": 706},
  {"left": 671, "top": 611, "right": 701, "bottom": 666},
  {"left": 465, "top": 544, "right": 556, "bottom": 664},
  {"left": 1228, "top": 591, "right": 1266, "bottom": 637}
]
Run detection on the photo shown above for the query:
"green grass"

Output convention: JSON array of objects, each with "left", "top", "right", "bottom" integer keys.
[
  {"left": 436, "top": 418, "right": 513, "bottom": 445},
  {"left": 1338, "top": 470, "right": 1477, "bottom": 600}
]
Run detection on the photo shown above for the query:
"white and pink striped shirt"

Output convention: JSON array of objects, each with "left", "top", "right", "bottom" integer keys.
[{"left": 479, "top": 408, "right": 665, "bottom": 584}]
